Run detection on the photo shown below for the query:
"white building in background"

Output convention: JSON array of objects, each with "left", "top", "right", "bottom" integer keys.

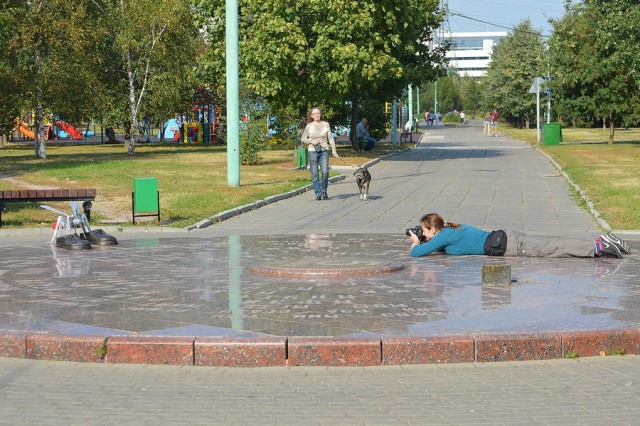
[{"left": 438, "top": 31, "right": 507, "bottom": 77}]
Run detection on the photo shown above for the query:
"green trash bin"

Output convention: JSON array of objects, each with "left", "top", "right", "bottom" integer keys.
[
  {"left": 543, "top": 123, "right": 562, "bottom": 146},
  {"left": 295, "top": 148, "right": 307, "bottom": 169}
]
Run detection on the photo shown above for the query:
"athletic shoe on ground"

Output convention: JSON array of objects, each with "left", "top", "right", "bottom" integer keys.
[
  {"left": 602, "top": 232, "right": 631, "bottom": 254},
  {"left": 595, "top": 237, "right": 622, "bottom": 258}
]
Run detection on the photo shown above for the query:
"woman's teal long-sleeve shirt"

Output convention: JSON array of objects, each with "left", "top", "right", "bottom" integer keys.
[{"left": 410, "top": 225, "right": 490, "bottom": 256}]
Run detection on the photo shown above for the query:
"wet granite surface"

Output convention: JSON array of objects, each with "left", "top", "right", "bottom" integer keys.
[{"left": 1, "top": 234, "right": 639, "bottom": 339}]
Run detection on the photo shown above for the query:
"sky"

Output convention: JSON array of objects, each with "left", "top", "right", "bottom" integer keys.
[{"left": 444, "top": 0, "right": 568, "bottom": 37}]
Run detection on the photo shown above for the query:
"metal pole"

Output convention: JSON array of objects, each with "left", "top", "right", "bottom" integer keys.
[
  {"left": 434, "top": 81, "right": 438, "bottom": 115},
  {"left": 536, "top": 88, "right": 541, "bottom": 144},
  {"left": 416, "top": 86, "right": 420, "bottom": 119},
  {"left": 391, "top": 98, "right": 397, "bottom": 146},
  {"left": 226, "top": 0, "right": 240, "bottom": 187},
  {"left": 408, "top": 85, "right": 413, "bottom": 130},
  {"left": 547, "top": 90, "right": 551, "bottom": 124}
]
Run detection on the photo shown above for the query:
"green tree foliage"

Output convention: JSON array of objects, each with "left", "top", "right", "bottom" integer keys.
[
  {"left": 104, "top": 0, "right": 200, "bottom": 155},
  {"left": 460, "top": 77, "right": 483, "bottom": 118},
  {"left": 549, "top": 0, "right": 640, "bottom": 143},
  {"left": 482, "top": 20, "right": 545, "bottom": 128},
  {"left": 419, "top": 74, "right": 462, "bottom": 116},
  {"left": 193, "top": 0, "right": 448, "bottom": 151},
  {"left": 3, "top": 0, "right": 104, "bottom": 157},
  {"left": 437, "top": 75, "right": 461, "bottom": 114},
  {"left": 238, "top": 97, "right": 269, "bottom": 165},
  {"left": 0, "top": 1, "right": 20, "bottom": 144}
]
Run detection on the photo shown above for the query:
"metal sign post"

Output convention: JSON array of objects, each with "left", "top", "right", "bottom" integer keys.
[{"left": 529, "top": 77, "right": 545, "bottom": 144}]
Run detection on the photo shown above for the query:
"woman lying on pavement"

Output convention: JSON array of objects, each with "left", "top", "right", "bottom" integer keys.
[{"left": 407, "top": 213, "right": 631, "bottom": 258}]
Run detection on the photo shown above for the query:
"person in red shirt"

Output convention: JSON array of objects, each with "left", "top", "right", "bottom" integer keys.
[{"left": 491, "top": 109, "right": 499, "bottom": 137}]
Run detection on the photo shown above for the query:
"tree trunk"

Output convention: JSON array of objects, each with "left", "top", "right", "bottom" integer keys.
[
  {"left": 125, "top": 43, "right": 138, "bottom": 155},
  {"left": 525, "top": 119, "right": 529, "bottom": 129},
  {"left": 349, "top": 97, "right": 359, "bottom": 151},
  {"left": 608, "top": 118, "right": 615, "bottom": 144},
  {"left": 0, "top": 134, "right": 6, "bottom": 147},
  {"left": 33, "top": 43, "right": 45, "bottom": 159},
  {"left": 36, "top": 102, "right": 45, "bottom": 158},
  {"left": 603, "top": 116, "right": 606, "bottom": 131},
  {"left": 124, "top": 121, "right": 135, "bottom": 154},
  {"left": 297, "top": 106, "right": 307, "bottom": 150}
]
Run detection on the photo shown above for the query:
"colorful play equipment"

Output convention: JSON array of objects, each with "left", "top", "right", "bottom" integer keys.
[
  {"left": 15, "top": 123, "right": 36, "bottom": 140},
  {"left": 13, "top": 118, "right": 83, "bottom": 141},
  {"left": 159, "top": 118, "right": 181, "bottom": 140},
  {"left": 184, "top": 122, "right": 202, "bottom": 143},
  {"left": 55, "top": 120, "right": 83, "bottom": 140}
]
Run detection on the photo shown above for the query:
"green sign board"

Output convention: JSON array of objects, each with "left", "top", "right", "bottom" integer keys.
[{"left": 133, "top": 177, "right": 159, "bottom": 212}]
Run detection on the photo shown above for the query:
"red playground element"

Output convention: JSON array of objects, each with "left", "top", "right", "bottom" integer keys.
[{"left": 55, "top": 120, "right": 83, "bottom": 140}]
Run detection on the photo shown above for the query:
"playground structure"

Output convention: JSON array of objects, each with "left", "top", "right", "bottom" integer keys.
[
  {"left": 14, "top": 122, "right": 37, "bottom": 140},
  {"left": 11, "top": 85, "right": 222, "bottom": 145},
  {"left": 12, "top": 118, "right": 84, "bottom": 141},
  {"left": 55, "top": 120, "right": 83, "bottom": 139}
]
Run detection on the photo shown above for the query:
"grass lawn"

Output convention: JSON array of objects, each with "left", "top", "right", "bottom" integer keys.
[
  {"left": 0, "top": 141, "right": 402, "bottom": 228},
  {"left": 501, "top": 126, "right": 640, "bottom": 229}
]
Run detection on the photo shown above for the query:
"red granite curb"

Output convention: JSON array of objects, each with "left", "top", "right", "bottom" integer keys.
[{"left": 1, "top": 329, "right": 640, "bottom": 366}]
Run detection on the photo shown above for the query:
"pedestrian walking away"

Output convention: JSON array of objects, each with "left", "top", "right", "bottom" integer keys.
[
  {"left": 301, "top": 107, "right": 339, "bottom": 200},
  {"left": 407, "top": 213, "right": 631, "bottom": 258},
  {"left": 491, "top": 108, "right": 499, "bottom": 136},
  {"left": 483, "top": 111, "right": 491, "bottom": 136}
]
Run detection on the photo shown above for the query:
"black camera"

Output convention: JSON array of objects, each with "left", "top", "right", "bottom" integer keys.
[{"left": 405, "top": 226, "right": 425, "bottom": 242}]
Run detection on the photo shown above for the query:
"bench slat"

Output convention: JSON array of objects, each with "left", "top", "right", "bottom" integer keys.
[{"left": 0, "top": 189, "right": 96, "bottom": 201}]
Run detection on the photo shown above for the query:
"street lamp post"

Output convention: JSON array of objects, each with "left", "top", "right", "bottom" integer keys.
[{"left": 226, "top": 0, "right": 240, "bottom": 187}]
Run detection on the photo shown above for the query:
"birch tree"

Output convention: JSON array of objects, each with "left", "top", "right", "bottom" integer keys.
[{"left": 108, "top": 0, "right": 199, "bottom": 154}]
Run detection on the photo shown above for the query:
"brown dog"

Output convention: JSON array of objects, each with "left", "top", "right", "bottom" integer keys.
[{"left": 353, "top": 167, "right": 371, "bottom": 200}]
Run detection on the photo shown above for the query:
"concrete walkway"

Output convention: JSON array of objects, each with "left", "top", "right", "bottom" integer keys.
[
  {"left": 1, "top": 355, "right": 640, "bottom": 424},
  {"left": 1, "top": 123, "right": 639, "bottom": 423}
]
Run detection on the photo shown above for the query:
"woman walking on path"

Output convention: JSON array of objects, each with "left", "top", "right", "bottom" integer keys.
[
  {"left": 483, "top": 112, "right": 491, "bottom": 136},
  {"left": 301, "top": 107, "right": 339, "bottom": 200},
  {"left": 408, "top": 213, "right": 631, "bottom": 258}
]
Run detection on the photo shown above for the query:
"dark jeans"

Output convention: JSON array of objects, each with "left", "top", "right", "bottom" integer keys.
[{"left": 363, "top": 136, "right": 376, "bottom": 151}]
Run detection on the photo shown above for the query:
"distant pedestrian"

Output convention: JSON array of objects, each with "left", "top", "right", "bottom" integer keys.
[
  {"left": 460, "top": 111, "right": 466, "bottom": 124},
  {"left": 424, "top": 111, "right": 430, "bottom": 127},
  {"left": 491, "top": 109, "right": 499, "bottom": 137},
  {"left": 483, "top": 112, "right": 491, "bottom": 136}
]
